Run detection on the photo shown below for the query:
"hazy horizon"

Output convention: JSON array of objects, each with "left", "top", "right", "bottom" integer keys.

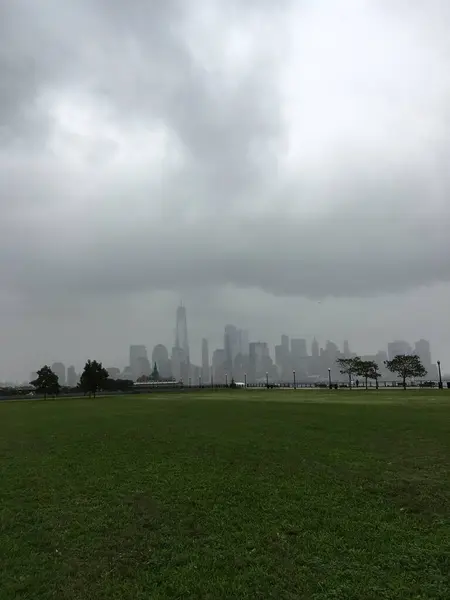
[{"left": 1, "top": 0, "right": 450, "bottom": 381}]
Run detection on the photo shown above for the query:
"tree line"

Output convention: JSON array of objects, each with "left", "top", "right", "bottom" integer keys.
[
  {"left": 30, "top": 360, "right": 133, "bottom": 399},
  {"left": 336, "top": 354, "right": 428, "bottom": 390},
  {"left": 28, "top": 353, "right": 433, "bottom": 398}
]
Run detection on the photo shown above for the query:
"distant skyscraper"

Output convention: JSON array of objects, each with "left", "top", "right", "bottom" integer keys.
[
  {"left": 325, "top": 341, "right": 339, "bottom": 363},
  {"left": 291, "top": 339, "right": 308, "bottom": 358},
  {"left": 240, "top": 330, "right": 249, "bottom": 356},
  {"left": 388, "top": 341, "right": 412, "bottom": 360},
  {"left": 152, "top": 344, "right": 171, "bottom": 378},
  {"left": 122, "top": 366, "right": 134, "bottom": 380},
  {"left": 129, "top": 345, "right": 148, "bottom": 380},
  {"left": 212, "top": 348, "right": 226, "bottom": 383},
  {"left": 414, "top": 339, "right": 432, "bottom": 372},
  {"left": 224, "top": 325, "right": 242, "bottom": 372},
  {"left": 249, "top": 342, "right": 271, "bottom": 382},
  {"left": 106, "top": 367, "right": 121, "bottom": 380},
  {"left": 202, "top": 339, "right": 210, "bottom": 381},
  {"left": 67, "top": 365, "right": 78, "bottom": 387},
  {"left": 343, "top": 340, "right": 351, "bottom": 357},
  {"left": 291, "top": 339, "right": 308, "bottom": 377},
  {"left": 137, "top": 356, "right": 151, "bottom": 378},
  {"left": 311, "top": 338, "right": 319, "bottom": 359},
  {"left": 52, "top": 362, "right": 66, "bottom": 386},
  {"left": 175, "top": 305, "right": 190, "bottom": 361},
  {"left": 171, "top": 346, "right": 185, "bottom": 381}
]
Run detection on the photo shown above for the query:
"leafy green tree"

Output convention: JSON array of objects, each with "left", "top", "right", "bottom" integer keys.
[
  {"left": 336, "top": 356, "right": 361, "bottom": 388},
  {"left": 384, "top": 354, "right": 427, "bottom": 390},
  {"left": 354, "top": 359, "right": 380, "bottom": 390},
  {"left": 30, "top": 365, "right": 60, "bottom": 399},
  {"left": 79, "top": 360, "right": 109, "bottom": 398},
  {"left": 150, "top": 362, "right": 160, "bottom": 381}
]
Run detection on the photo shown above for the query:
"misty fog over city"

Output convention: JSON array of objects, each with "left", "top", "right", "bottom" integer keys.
[{"left": 1, "top": 0, "right": 450, "bottom": 382}]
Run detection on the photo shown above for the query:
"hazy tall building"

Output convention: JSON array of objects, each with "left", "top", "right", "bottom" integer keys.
[
  {"left": 249, "top": 342, "right": 271, "bottom": 382},
  {"left": 224, "top": 325, "right": 242, "bottom": 373},
  {"left": 175, "top": 304, "right": 190, "bottom": 362},
  {"left": 106, "top": 367, "right": 121, "bottom": 380},
  {"left": 291, "top": 339, "right": 308, "bottom": 358},
  {"left": 52, "top": 362, "right": 66, "bottom": 385},
  {"left": 201, "top": 338, "right": 210, "bottom": 381},
  {"left": 291, "top": 339, "right": 308, "bottom": 377},
  {"left": 67, "top": 365, "right": 78, "bottom": 387},
  {"left": 240, "top": 330, "right": 249, "bottom": 356},
  {"left": 129, "top": 345, "right": 148, "bottom": 380},
  {"left": 388, "top": 340, "right": 412, "bottom": 360},
  {"left": 122, "top": 366, "right": 134, "bottom": 380},
  {"left": 212, "top": 348, "right": 226, "bottom": 383},
  {"left": 343, "top": 340, "right": 351, "bottom": 357},
  {"left": 414, "top": 339, "right": 432, "bottom": 372},
  {"left": 152, "top": 344, "right": 171, "bottom": 379},
  {"left": 311, "top": 338, "right": 319, "bottom": 359}
]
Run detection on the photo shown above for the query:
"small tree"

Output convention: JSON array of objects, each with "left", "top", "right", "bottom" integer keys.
[
  {"left": 355, "top": 359, "right": 380, "bottom": 390},
  {"left": 336, "top": 356, "right": 360, "bottom": 388},
  {"left": 79, "top": 360, "right": 109, "bottom": 398},
  {"left": 384, "top": 354, "right": 426, "bottom": 390},
  {"left": 30, "top": 365, "right": 60, "bottom": 399},
  {"left": 368, "top": 362, "right": 381, "bottom": 389}
]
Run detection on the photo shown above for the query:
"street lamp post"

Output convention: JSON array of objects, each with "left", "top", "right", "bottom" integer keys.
[
  {"left": 199, "top": 375, "right": 202, "bottom": 388},
  {"left": 244, "top": 373, "right": 247, "bottom": 387},
  {"left": 211, "top": 374, "right": 214, "bottom": 389},
  {"left": 188, "top": 377, "right": 191, "bottom": 387},
  {"left": 328, "top": 368, "right": 332, "bottom": 389},
  {"left": 437, "top": 360, "right": 443, "bottom": 389},
  {"left": 266, "top": 372, "right": 269, "bottom": 388},
  {"left": 225, "top": 373, "right": 228, "bottom": 387},
  {"left": 293, "top": 370, "right": 296, "bottom": 390}
]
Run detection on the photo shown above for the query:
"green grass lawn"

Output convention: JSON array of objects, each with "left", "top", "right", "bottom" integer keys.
[{"left": 1, "top": 390, "right": 449, "bottom": 599}]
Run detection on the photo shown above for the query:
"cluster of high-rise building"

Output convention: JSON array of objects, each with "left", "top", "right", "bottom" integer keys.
[{"left": 26, "top": 305, "right": 439, "bottom": 387}]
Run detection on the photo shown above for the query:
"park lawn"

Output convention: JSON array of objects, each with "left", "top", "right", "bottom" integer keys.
[{"left": 0, "top": 390, "right": 449, "bottom": 599}]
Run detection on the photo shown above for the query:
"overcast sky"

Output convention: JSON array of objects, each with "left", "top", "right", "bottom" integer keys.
[{"left": 1, "top": 0, "right": 450, "bottom": 381}]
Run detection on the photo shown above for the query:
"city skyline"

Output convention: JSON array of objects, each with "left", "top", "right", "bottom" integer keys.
[
  {"left": 1, "top": 1, "right": 450, "bottom": 382},
  {"left": 13, "top": 305, "right": 444, "bottom": 386}
]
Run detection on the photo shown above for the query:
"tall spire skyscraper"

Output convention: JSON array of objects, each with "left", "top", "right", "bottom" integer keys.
[
  {"left": 175, "top": 304, "right": 190, "bottom": 362},
  {"left": 202, "top": 338, "right": 209, "bottom": 381}
]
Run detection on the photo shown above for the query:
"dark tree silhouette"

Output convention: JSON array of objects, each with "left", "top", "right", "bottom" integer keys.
[
  {"left": 384, "top": 354, "right": 426, "bottom": 390},
  {"left": 79, "top": 360, "right": 109, "bottom": 398},
  {"left": 30, "top": 365, "right": 60, "bottom": 399},
  {"left": 354, "top": 359, "right": 381, "bottom": 390},
  {"left": 336, "top": 357, "right": 361, "bottom": 388}
]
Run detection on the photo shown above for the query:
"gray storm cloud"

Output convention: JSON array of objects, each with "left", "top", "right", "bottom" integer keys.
[{"left": 1, "top": 0, "right": 450, "bottom": 305}]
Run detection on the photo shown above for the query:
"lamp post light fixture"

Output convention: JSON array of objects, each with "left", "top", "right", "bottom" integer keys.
[
  {"left": 328, "top": 368, "right": 332, "bottom": 389},
  {"left": 293, "top": 370, "right": 296, "bottom": 389},
  {"left": 437, "top": 360, "right": 443, "bottom": 389}
]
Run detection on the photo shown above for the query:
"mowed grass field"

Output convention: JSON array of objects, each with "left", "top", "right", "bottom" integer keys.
[{"left": 1, "top": 390, "right": 449, "bottom": 599}]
